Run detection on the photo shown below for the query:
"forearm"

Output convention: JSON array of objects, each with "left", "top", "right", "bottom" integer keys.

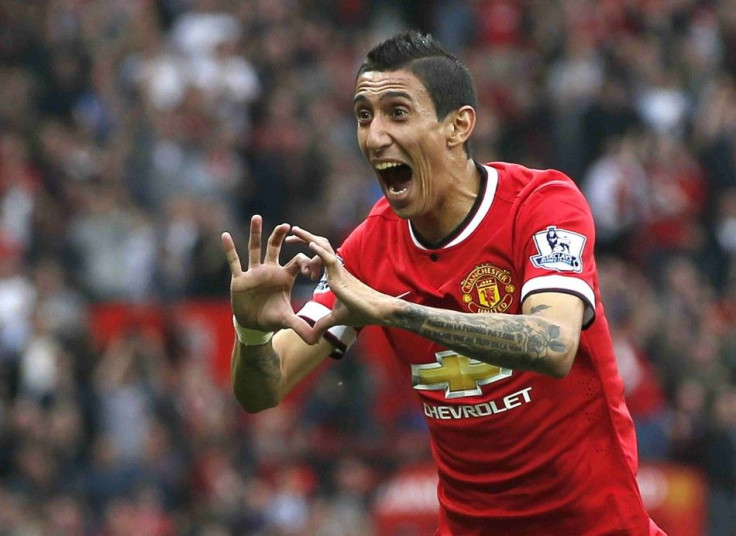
[
  {"left": 389, "top": 302, "right": 574, "bottom": 377},
  {"left": 231, "top": 341, "right": 285, "bottom": 412},
  {"left": 231, "top": 328, "right": 335, "bottom": 412}
]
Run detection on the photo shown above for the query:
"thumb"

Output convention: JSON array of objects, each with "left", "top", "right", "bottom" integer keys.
[
  {"left": 294, "top": 312, "right": 340, "bottom": 346},
  {"left": 283, "top": 313, "right": 320, "bottom": 344},
  {"left": 283, "top": 253, "right": 312, "bottom": 277},
  {"left": 311, "top": 313, "right": 340, "bottom": 341}
]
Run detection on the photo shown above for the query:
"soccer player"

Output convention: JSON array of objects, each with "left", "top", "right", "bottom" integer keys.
[{"left": 221, "top": 30, "right": 667, "bottom": 535}]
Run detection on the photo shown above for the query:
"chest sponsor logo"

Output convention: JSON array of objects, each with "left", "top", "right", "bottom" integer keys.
[
  {"left": 423, "top": 386, "right": 532, "bottom": 420},
  {"left": 411, "top": 350, "right": 512, "bottom": 399},
  {"left": 460, "top": 263, "right": 515, "bottom": 313},
  {"left": 530, "top": 226, "right": 585, "bottom": 273}
]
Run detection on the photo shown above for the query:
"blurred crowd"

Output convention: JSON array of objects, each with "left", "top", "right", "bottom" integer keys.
[{"left": 1, "top": 0, "right": 736, "bottom": 534}]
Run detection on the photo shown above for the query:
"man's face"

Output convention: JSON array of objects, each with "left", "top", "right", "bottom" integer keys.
[{"left": 353, "top": 69, "right": 452, "bottom": 220}]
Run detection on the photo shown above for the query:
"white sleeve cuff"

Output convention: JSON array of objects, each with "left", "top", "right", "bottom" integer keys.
[
  {"left": 521, "top": 275, "right": 596, "bottom": 326},
  {"left": 297, "top": 301, "right": 357, "bottom": 356}
]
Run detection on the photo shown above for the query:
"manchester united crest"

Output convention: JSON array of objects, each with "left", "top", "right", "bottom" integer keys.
[{"left": 461, "top": 263, "right": 515, "bottom": 313}]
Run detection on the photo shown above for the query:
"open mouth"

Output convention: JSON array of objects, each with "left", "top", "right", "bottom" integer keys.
[{"left": 375, "top": 161, "right": 413, "bottom": 195}]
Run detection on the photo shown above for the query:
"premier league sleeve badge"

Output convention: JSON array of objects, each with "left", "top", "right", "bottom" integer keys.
[{"left": 529, "top": 226, "right": 586, "bottom": 273}]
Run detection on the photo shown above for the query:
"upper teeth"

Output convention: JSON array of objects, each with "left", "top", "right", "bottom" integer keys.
[{"left": 375, "top": 162, "right": 403, "bottom": 170}]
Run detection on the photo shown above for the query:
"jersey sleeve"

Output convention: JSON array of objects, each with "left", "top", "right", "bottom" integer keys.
[
  {"left": 295, "top": 224, "right": 366, "bottom": 358},
  {"left": 296, "top": 269, "right": 357, "bottom": 358},
  {"left": 515, "top": 173, "right": 597, "bottom": 328}
]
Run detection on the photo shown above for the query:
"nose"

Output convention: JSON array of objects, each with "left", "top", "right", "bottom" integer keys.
[{"left": 364, "top": 115, "right": 392, "bottom": 154}]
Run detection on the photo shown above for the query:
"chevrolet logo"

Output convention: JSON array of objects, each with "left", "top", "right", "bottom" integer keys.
[{"left": 412, "top": 351, "right": 512, "bottom": 399}]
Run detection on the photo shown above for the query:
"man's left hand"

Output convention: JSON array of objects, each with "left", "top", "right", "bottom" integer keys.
[{"left": 287, "top": 226, "right": 397, "bottom": 343}]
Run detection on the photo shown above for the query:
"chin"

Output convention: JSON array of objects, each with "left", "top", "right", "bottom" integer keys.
[{"left": 384, "top": 199, "right": 413, "bottom": 219}]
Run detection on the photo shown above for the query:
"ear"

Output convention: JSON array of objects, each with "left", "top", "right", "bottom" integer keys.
[{"left": 445, "top": 106, "right": 476, "bottom": 149}]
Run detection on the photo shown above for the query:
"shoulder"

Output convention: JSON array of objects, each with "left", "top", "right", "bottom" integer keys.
[
  {"left": 488, "top": 161, "right": 585, "bottom": 207},
  {"left": 366, "top": 197, "right": 399, "bottom": 221},
  {"left": 339, "top": 198, "right": 403, "bottom": 276},
  {"left": 353, "top": 198, "right": 402, "bottom": 235},
  {"left": 342, "top": 198, "right": 399, "bottom": 249}
]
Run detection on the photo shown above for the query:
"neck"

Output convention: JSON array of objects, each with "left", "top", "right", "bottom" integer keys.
[{"left": 411, "top": 159, "right": 481, "bottom": 246}]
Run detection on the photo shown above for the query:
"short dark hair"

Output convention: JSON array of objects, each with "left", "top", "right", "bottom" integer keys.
[
  {"left": 358, "top": 30, "right": 478, "bottom": 121},
  {"left": 358, "top": 30, "right": 478, "bottom": 155}
]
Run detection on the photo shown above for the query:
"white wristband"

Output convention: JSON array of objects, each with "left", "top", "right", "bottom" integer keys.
[{"left": 233, "top": 315, "right": 274, "bottom": 346}]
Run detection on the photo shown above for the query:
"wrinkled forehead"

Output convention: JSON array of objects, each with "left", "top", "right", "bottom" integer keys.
[{"left": 353, "top": 69, "right": 429, "bottom": 102}]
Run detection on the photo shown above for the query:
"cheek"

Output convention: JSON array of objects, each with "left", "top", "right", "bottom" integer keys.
[
  {"left": 356, "top": 131, "right": 369, "bottom": 156},
  {"left": 413, "top": 161, "right": 434, "bottom": 196},
  {"left": 415, "top": 137, "right": 443, "bottom": 173}
]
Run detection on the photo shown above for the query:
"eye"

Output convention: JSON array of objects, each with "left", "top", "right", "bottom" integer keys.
[
  {"left": 355, "top": 108, "right": 372, "bottom": 124},
  {"left": 391, "top": 107, "right": 408, "bottom": 119}
]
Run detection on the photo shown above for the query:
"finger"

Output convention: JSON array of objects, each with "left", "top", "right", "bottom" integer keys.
[
  {"left": 221, "top": 232, "right": 243, "bottom": 276},
  {"left": 283, "top": 253, "right": 311, "bottom": 277},
  {"left": 309, "top": 255, "right": 323, "bottom": 279},
  {"left": 284, "top": 236, "right": 328, "bottom": 278},
  {"left": 284, "top": 314, "right": 322, "bottom": 345},
  {"left": 308, "top": 240, "right": 339, "bottom": 268},
  {"left": 291, "top": 226, "right": 334, "bottom": 253},
  {"left": 312, "top": 313, "right": 339, "bottom": 339},
  {"left": 264, "top": 223, "right": 290, "bottom": 264},
  {"left": 284, "top": 234, "right": 307, "bottom": 246},
  {"left": 248, "top": 215, "right": 263, "bottom": 268}
]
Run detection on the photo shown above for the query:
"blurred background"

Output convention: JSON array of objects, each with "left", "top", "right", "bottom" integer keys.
[{"left": 1, "top": 0, "right": 736, "bottom": 534}]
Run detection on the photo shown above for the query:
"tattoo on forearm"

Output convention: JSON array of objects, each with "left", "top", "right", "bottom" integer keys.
[
  {"left": 395, "top": 304, "right": 567, "bottom": 372},
  {"left": 239, "top": 348, "right": 282, "bottom": 382}
]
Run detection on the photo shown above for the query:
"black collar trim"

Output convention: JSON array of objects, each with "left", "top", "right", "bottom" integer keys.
[{"left": 409, "top": 161, "right": 488, "bottom": 250}]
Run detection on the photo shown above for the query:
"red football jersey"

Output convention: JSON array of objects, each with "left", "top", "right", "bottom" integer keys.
[{"left": 298, "top": 162, "right": 666, "bottom": 536}]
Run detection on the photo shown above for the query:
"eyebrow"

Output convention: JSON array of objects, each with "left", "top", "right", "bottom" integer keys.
[{"left": 353, "top": 90, "right": 414, "bottom": 106}]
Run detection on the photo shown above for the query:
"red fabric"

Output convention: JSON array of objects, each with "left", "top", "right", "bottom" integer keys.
[{"left": 308, "top": 162, "right": 662, "bottom": 534}]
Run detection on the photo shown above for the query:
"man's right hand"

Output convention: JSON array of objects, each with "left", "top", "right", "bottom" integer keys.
[{"left": 221, "top": 215, "right": 315, "bottom": 343}]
